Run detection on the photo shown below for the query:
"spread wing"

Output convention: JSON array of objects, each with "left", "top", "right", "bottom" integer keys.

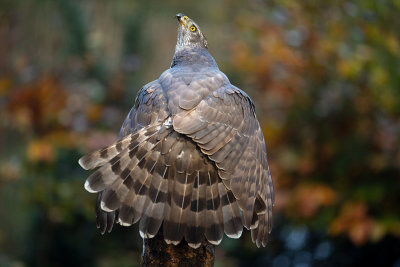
[
  {"left": 79, "top": 80, "right": 169, "bottom": 235},
  {"left": 79, "top": 78, "right": 243, "bottom": 248},
  {"left": 173, "top": 85, "right": 274, "bottom": 247}
]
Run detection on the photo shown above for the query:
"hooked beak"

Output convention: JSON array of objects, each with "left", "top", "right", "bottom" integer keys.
[{"left": 176, "top": 13, "right": 188, "bottom": 29}]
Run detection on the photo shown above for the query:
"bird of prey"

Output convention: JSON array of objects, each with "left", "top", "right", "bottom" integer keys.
[{"left": 79, "top": 13, "right": 274, "bottom": 248}]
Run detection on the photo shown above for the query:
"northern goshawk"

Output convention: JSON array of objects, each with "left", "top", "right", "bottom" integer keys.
[{"left": 79, "top": 13, "right": 274, "bottom": 248}]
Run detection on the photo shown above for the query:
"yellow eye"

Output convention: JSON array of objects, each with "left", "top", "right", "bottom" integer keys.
[{"left": 190, "top": 26, "right": 196, "bottom": 32}]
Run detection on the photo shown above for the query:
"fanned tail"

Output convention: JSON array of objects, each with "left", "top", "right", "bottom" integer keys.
[{"left": 80, "top": 122, "right": 251, "bottom": 247}]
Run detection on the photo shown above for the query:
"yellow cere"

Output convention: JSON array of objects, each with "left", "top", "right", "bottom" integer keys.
[{"left": 183, "top": 16, "right": 188, "bottom": 20}]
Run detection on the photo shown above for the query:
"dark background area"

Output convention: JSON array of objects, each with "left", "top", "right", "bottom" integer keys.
[{"left": 1, "top": 0, "right": 400, "bottom": 266}]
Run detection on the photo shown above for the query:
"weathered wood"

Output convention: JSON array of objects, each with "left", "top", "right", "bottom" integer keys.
[{"left": 142, "top": 227, "right": 215, "bottom": 267}]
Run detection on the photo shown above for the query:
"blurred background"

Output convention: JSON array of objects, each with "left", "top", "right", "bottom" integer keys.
[{"left": 1, "top": 0, "right": 400, "bottom": 266}]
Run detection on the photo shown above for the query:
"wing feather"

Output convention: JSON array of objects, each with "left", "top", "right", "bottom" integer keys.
[{"left": 172, "top": 84, "right": 274, "bottom": 246}]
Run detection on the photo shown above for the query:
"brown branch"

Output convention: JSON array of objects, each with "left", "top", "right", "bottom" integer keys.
[{"left": 142, "top": 227, "right": 215, "bottom": 267}]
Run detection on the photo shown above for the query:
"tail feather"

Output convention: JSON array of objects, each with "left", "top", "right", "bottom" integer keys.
[
  {"left": 163, "top": 143, "right": 197, "bottom": 245},
  {"left": 204, "top": 167, "right": 224, "bottom": 245},
  {"left": 139, "top": 151, "right": 169, "bottom": 238},
  {"left": 129, "top": 151, "right": 158, "bottom": 224},
  {"left": 116, "top": 165, "right": 148, "bottom": 225},
  {"left": 163, "top": 164, "right": 175, "bottom": 243},
  {"left": 185, "top": 170, "right": 206, "bottom": 248}
]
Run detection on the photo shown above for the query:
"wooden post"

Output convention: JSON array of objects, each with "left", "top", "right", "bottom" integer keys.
[{"left": 141, "top": 227, "right": 215, "bottom": 267}]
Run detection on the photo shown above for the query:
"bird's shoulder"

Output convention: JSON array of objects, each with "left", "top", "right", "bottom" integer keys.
[
  {"left": 118, "top": 80, "right": 169, "bottom": 138},
  {"left": 158, "top": 66, "right": 254, "bottom": 114}
]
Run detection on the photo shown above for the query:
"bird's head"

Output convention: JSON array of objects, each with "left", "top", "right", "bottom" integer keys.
[{"left": 175, "top": 13, "right": 208, "bottom": 49}]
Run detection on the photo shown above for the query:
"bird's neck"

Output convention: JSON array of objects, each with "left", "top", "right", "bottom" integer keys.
[{"left": 171, "top": 46, "right": 218, "bottom": 68}]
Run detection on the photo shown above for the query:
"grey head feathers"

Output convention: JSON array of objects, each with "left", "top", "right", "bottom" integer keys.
[
  {"left": 172, "top": 14, "right": 217, "bottom": 68},
  {"left": 175, "top": 13, "right": 208, "bottom": 50}
]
